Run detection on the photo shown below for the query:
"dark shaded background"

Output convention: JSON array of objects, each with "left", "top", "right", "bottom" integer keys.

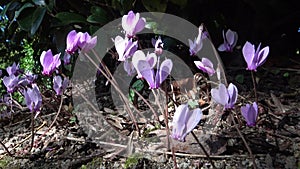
[{"left": 1, "top": 0, "right": 299, "bottom": 70}]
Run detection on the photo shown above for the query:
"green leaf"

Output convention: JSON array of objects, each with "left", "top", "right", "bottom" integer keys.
[
  {"left": 54, "top": 12, "right": 86, "bottom": 26},
  {"left": 129, "top": 79, "right": 144, "bottom": 103},
  {"left": 14, "top": 3, "right": 34, "bottom": 20},
  {"left": 142, "top": 0, "right": 167, "bottom": 12},
  {"left": 132, "top": 79, "right": 144, "bottom": 91},
  {"left": 283, "top": 72, "right": 289, "bottom": 77},
  {"left": 169, "top": 0, "right": 187, "bottom": 7},
  {"left": 91, "top": 6, "right": 107, "bottom": 16},
  {"left": 87, "top": 15, "right": 108, "bottom": 24},
  {"left": 188, "top": 99, "right": 198, "bottom": 109},
  {"left": 9, "top": 2, "right": 34, "bottom": 29},
  {"left": 30, "top": 7, "right": 46, "bottom": 36},
  {"left": 17, "top": 10, "right": 34, "bottom": 31}
]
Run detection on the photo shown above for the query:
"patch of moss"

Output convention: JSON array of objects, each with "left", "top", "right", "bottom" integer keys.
[{"left": 124, "top": 153, "right": 143, "bottom": 169}]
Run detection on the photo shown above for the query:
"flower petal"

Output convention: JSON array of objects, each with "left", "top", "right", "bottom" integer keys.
[
  {"left": 137, "top": 60, "right": 155, "bottom": 88},
  {"left": 257, "top": 46, "right": 269, "bottom": 67},
  {"left": 183, "top": 108, "right": 202, "bottom": 139},
  {"left": 211, "top": 83, "right": 228, "bottom": 106},
  {"left": 156, "top": 59, "right": 173, "bottom": 88},
  {"left": 226, "top": 29, "right": 236, "bottom": 46},
  {"left": 227, "top": 83, "right": 238, "bottom": 108},
  {"left": 172, "top": 104, "right": 189, "bottom": 141},
  {"left": 242, "top": 41, "right": 255, "bottom": 69}
]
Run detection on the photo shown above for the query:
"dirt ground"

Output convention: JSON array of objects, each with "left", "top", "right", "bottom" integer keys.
[{"left": 0, "top": 60, "right": 299, "bottom": 169}]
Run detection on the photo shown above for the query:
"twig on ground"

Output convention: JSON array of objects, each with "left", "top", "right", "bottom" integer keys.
[{"left": 191, "top": 131, "right": 216, "bottom": 169}]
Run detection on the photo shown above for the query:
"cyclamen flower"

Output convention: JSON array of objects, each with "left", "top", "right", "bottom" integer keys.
[
  {"left": 53, "top": 75, "right": 69, "bottom": 95},
  {"left": 171, "top": 104, "right": 202, "bottom": 142},
  {"left": 242, "top": 41, "right": 269, "bottom": 71},
  {"left": 63, "top": 53, "right": 71, "bottom": 65},
  {"left": 40, "top": 49, "right": 61, "bottom": 76},
  {"left": 151, "top": 36, "right": 164, "bottom": 55},
  {"left": 188, "top": 24, "right": 207, "bottom": 56},
  {"left": 122, "top": 11, "right": 146, "bottom": 37},
  {"left": 132, "top": 51, "right": 172, "bottom": 89},
  {"left": 218, "top": 29, "right": 238, "bottom": 52},
  {"left": 194, "top": 57, "right": 215, "bottom": 76},
  {"left": 3, "top": 74, "right": 19, "bottom": 93},
  {"left": 211, "top": 83, "right": 238, "bottom": 109},
  {"left": 66, "top": 30, "right": 97, "bottom": 54},
  {"left": 78, "top": 32, "right": 98, "bottom": 53},
  {"left": 18, "top": 72, "right": 37, "bottom": 86},
  {"left": 6, "top": 62, "right": 21, "bottom": 76},
  {"left": 114, "top": 36, "right": 138, "bottom": 61},
  {"left": 23, "top": 84, "right": 42, "bottom": 114},
  {"left": 132, "top": 51, "right": 157, "bottom": 78},
  {"left": 241, "top": 102, "right": 258, "bottom": 127}
]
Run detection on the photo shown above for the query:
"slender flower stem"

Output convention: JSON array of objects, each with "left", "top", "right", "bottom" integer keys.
[
  {"left": 230, "top": 112, "right": 257, "bottom": 169},
  {"left": 171, "top": 147, "right": 178, "bottom": 169},
  {"left": 191, "top": 131, "right": 216, "bottom": 169},
  {"left": 84, "top": 52, "right": 140, "bottom": 135},
  {"left": 28, "top": 109, "right": 35, "bottom": 153},
  {"left": 164, "top": 87, "right": 170, "bottom": 151},
  {"left": 251, "top": 71, "right": 258, "bottom": 103}
]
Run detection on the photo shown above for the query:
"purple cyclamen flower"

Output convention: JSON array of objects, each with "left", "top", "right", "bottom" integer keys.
[
  {"left": 211, "top": 83, "right": 238, "bottom": 109},
  {"left": 151, "top": 36, "right": 164, "bottom": 55},
  {"left": 132, "top": 51, "right": 173, "bottom": 89},
  {"left": 66, "top": 30, "right": 97, "bottom": 54},
  {"left": 218, "top": 29, "right": 238, "bottom": 52},
  {"left": 40, "top": 49, "right": 61, "bottom": 76},
  {"left": 132, "top": 50, "right": 157, "bottom": 78},
  {"left": 53, "top": 75, "right": 69, "bottom": 95},
  {"left": 6, "top": 62, "right": 21, "bottom": 76},
  {"left": 18, "top": 72, "right": 37, "bottom": 86},
  {"left": 66, "top": 30, "right": 80, "bottom": 54},
  {"left": 188, "top": 24, "right": 207, "bottom": 56},
  {"left": 23, "top": 84, "right": 42, "bottom": 114},
  {"left": 123, "top": 60, "right": 136, "bottom": 76},
  {"left": 114, "top": 36, "right": 138, "bottom": 61},
  {"left": 242, "top": 41, "right": 269, "bottom": 71},
  {"left": 241, "top": 102, "right": 258, "bottom": 127},
  {"left": 0, "top": 69, "right": 2, "bottom": 77},
  {"left": 171, "top": 103, "right": 202, "bottom": 142},
  {"left": 77, "top": 32, "right": 97, "bottom": 53},
  {"left": 63, "top": 53, "right": 71, "bottom": 65},
  {"left": 194, "top": 57, "right": 215, "bottom": 76},
  {"left": 122, "top": 11, "right": 146, "bottom": 37},
  {"left": 3, "top": 74, "right": 19, "bottom": 93}
]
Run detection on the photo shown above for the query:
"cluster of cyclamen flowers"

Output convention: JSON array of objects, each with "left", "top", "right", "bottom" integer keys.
[
  {"left": 1, "top": 62, "right": 41, "bottom": 116},
  {"left": 113, "top": 11, "right": 173, "bottom": 89},
  {"left": 0, "top": 10, "right": 270, "bottom": 143},
  {"left": 0, "top": 28, "right": 98, "bottom": 117},
  {"left": 172, "top": 27, "right": 270, "bottom": 141}
]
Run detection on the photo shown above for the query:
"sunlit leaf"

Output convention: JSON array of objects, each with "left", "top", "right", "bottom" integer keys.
[{"left": 32, "top": 0, "right": 46, "bottom": 6}]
